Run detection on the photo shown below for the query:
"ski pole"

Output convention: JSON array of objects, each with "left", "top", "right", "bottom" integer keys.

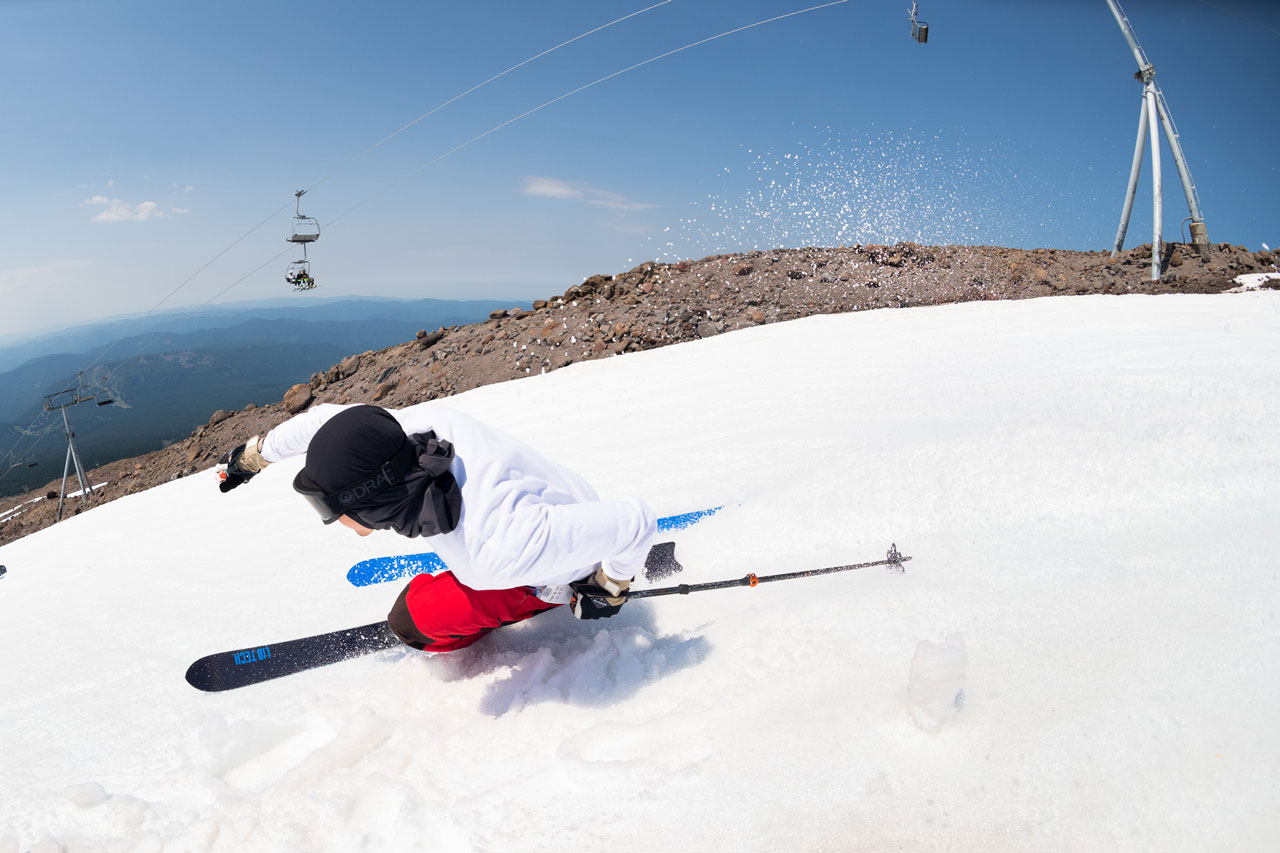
[{"left": 626, "top": 544, "right": 910, "bottom": 599}]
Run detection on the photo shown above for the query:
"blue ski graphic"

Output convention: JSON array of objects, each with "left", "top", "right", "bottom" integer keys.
[{"left": 346, "top": 506, "right": 721, "bottom": 587}]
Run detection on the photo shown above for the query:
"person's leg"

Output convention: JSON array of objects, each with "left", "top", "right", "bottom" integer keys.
[{"left": 386, "top": 570, "right": 561, "bottom": 652}]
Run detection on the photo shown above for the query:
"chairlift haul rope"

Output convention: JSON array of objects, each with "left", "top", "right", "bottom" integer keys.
[{"left": 1, "top": 0, "right": 855, "bottom": 487}]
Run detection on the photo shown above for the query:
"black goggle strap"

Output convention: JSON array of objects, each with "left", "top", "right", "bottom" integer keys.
[{"left": 299, "top": 440, "right": 417, "bottom": 523}]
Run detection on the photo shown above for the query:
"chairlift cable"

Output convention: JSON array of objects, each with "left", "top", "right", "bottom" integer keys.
[
  {"left": 1, "top": 1, "right": 850, "bottom": 484},
  {"left": 95, "top": 247, "right": 295, "bottom": 390},
  {"left": 1, "top": 3, "right": 678, "bottom": 479},
  {"left": 77, "top": 201, "right": 294, "bottom": 377},
  {"left": 77, "top": 1, "right": 680, "bottom": 371},
  {"left": 308, "top": 0, "right": 677, "bottom": 194},
  {"left": 326, "top": 0, "right": 851, "bottom": 229},
  {"left": 0, "top": 411, "right": 53, "bottom": 485}
]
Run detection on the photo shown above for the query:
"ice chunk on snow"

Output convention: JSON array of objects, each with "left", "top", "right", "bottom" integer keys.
[
  {"left": 65, "top": 782, "right": 107, "bottom": 807},
  {"left": 906, "top": 633, "right": 968, "bottom": 733}
]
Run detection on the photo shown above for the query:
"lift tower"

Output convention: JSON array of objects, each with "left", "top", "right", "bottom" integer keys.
[
  {"left": 42, "top": 380, "right": 112, "bottom": 522},
  {"left": 1104, "top": 0, "right": 1211, "bottom": 280}
]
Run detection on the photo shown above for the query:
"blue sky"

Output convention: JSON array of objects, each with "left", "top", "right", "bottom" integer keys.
[{"left": 1, "top": 0, "right": 1276, "bottom": 342}]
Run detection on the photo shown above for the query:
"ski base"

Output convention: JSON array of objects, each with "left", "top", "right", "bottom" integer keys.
[
  {"left": 345, "top": 505, "right": 720, "bottom": 587},
  {"left": 184, "top": 620, "right": 400, "bottom": 692}
]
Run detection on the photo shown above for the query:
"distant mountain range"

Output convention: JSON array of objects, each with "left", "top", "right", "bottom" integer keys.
[{"left": 0, "top": 297, "right": 522, "bottom": 497}]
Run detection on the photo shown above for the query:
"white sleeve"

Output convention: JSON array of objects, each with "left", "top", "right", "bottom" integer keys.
[{"left": 260, "top": 403, "right": 356, "bottom": 463}]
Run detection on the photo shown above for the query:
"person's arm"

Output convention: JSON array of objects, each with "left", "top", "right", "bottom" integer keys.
[
  {"left": 216, "top": 403, "right": 354, "bottom": 492},
  {"left": 259, "top": 403, "right": 354, "bottom": 462}
]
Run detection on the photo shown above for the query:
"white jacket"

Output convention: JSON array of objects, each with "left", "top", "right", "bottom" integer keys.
[{"left": 262, "top": 403, "right": 656, "bottom": 590}]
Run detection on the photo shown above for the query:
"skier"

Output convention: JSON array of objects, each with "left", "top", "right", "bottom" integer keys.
[{"left": 216, "top": 403, "right": 656, "bottom": 651}]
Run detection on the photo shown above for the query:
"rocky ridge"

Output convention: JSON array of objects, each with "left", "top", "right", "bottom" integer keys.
[{"left": 1, "top": 240, "right": 1275, "bottom": 547}]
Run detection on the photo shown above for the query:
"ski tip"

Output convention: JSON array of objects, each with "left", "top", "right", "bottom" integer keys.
[{"left": 184, "top": 661, "right": 226, "bottom": 692}]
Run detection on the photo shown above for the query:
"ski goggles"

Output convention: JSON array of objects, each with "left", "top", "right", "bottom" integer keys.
[{"left": 292, "top": 441, "right": 417, "bottom": 524}]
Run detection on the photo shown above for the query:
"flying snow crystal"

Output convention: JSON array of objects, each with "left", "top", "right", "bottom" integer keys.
[
  {"left": 906, "top": 633, "right": 968, "bottom": 733},
  {"left": 642, "top": 126, "right": 1046, "bottom": 262}
]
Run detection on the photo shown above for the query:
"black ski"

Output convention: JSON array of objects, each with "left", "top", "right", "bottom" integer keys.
[
  {"left": 184, "top": 620, "right": 400, "bottom": 692},
  {"left": 187, "top": 540, "right": 689, "bottom": 692}
]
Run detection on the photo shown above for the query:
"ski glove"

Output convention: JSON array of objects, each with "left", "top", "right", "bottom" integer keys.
[
  {"left": 569, "top": 565, "right": 631, "bottom": 620},
  {"left": 217, "top": 436, "right": 270, "bottom": 493}
]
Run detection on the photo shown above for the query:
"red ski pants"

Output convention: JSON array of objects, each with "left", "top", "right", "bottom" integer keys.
[{"left": 386, "top": 570, "right": 562, "bottom": 652}]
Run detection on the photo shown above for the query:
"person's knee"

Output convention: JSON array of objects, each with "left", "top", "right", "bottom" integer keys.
[{"left": 387, "top": 581, "right": 429, "bottom": 650}]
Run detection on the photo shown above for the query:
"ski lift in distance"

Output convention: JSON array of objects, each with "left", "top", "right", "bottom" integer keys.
[
  {"left": 76, "top": 371, "right": 114, "bottom": 406},
  {"left": 908, "top": 2, "right": 928, "bottom": 43},
  {"left": 288, "top": 189, "right": 320, "bottom": 244},
  {"left": 7, "top": 450, "right": 38, "bottom": 471},
  {"left": 286, "top": 190, "right": 319, "bottom": 290},
  {"left": 287, "top": 259, "right": 316, "bottom": 291}
]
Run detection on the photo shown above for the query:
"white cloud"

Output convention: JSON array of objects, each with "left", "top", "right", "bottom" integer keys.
[
  {"left": 81, "top": 196, "right": 190, "bottom": 223},
  {"left": 523, "top": 176, "right": 582, "bottom": 200},
  {"left": 521, "top": 176, "right": 655, "bottom": 211}
]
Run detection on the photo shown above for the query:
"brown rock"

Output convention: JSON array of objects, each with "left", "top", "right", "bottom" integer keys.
[
  {"left": 283, "top": 383, "right": 313, "bottom": 414},
  {"left": 418, "top": 328, "right": 446, "bottom": 350},
  {"left": 207, "top": 409, "right": 231, "bottom": 427},
  {"left": 734, "top": 264, "right": 753, "bottom": 276},
  {"left": 337, "top": 354, "right": 362, "bottom": 379},
  {"left": 373, "top": 381, "right": 397, "bottom": 401}
]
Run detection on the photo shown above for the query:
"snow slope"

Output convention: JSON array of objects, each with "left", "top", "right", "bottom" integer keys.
[{"left": 1, "top": 293, "right": 1278, "bottom": 852}]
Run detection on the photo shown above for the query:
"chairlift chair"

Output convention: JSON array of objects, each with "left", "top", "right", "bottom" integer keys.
[
  {"left": 287, "top": 260, "right": 316, "bottom": 291},
  {"left": 75, "top": 371, "right": 114, "bottom": 406},
  {"left": 909, "top": 2, "right": 928, "bottom": 43},
  {"left": 287, "top": 189, "right": 320, "bottom": 244},
  {"left": 288, "top": 216, "right": 320, "bottom": 244}
]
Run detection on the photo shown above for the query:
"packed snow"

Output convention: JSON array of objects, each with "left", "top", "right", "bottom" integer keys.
[{"left": 1, "top": 292, "right": 1278, "bottom": 851}]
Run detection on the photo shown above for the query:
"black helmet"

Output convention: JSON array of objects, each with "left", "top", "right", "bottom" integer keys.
[{"left": 292, "top": 406, "right": 416, "bottom": 524}]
